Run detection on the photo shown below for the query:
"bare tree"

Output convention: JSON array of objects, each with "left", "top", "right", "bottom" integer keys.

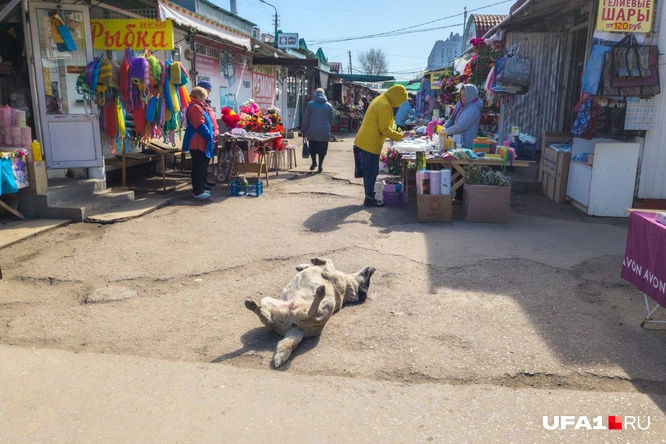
[{"left": 357, "top": 49, "right": 388, "bottom": 75}]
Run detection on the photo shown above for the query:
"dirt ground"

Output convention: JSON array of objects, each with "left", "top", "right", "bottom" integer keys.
[{"left": 1, "top": 135, "right": 665, "bottom": 405}]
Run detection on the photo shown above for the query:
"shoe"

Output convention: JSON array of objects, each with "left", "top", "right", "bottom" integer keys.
[
  {"left": 204, "top": 185, "right": 212, "bottom": 191},
  {"left": 193, "top": 191, "right": 211, "bottom": 199},
  {"left": 205, "top": 181, "right": 216, "bottom": 187},
  {"left": 354, "top": 172, "right": 363, "bottom": 178},
  {"left": 317, "top": 167, "right": 323, "bottom": 173},
  {"left": 309, "top": 163, "right": 317, "bottom": 171},
  {"left": 364, "top": 197, "right": 385, "bottom": 207}
]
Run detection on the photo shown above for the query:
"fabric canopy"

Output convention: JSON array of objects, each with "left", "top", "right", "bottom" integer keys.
[{"left": 157, "top": 0, "right": 251, "bottom": 50}]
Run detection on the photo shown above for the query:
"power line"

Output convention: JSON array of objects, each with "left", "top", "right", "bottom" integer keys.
[
  {"left": 311, "top": 0, "right": 513, "bottom": 44},
  {"left": 314, "top": 23, "right": 464, "bottom": 44}
]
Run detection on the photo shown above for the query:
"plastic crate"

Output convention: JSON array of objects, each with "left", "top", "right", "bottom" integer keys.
[
  {"left": 511, "top": 140, "right": 537, "bottom": 161},
  {"left": 382, "top": 180, "right": 405, "bottom": 206},
  {"left": 230, "top": 178, "right": 263, "bottom": 197}
]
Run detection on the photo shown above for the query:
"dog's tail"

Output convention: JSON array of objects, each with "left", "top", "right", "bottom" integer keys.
[{"left": 273, "top": 327, "right": 304, "bottom": 368}]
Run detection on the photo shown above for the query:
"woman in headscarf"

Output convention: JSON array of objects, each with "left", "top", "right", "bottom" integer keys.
[
  {"left": 440, "top": 84, "right": 483, "bottom": 149},
  {"left": 301, "top": 88, "right": 334, "bottom": 173}
]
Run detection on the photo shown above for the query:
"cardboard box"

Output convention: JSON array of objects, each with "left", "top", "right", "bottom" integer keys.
[
  {"left": 542, "top": 146, "right": 572, "bottom": 177},
  {"left": 19, "top": 161, "right": 48, "bottom": 195},
  {"left": 587, "top": 154, "right": 594, "bottom": 166},
  {"left": 417, "top": 194, "right": 452, "bottom": 223},
  {"left": 463, "top": 184, "right": 511, "bottom": 223},
  {"left": 541, "top": 145, "right": 571, "bottom": 203},
  {"left": 539, "top": 132, "right": 573, "bottom": 181},
  {"left": 542, "top": 170, "right": 568, "bottom": 203}
]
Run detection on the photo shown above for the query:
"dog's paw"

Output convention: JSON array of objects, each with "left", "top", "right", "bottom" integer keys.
[
  {"left": 310, "top": 258, "right": 327, "bottom": 266},
  {"left": 314, "top": 285, "right": 326, "bottom": 299},
  {"left": 244, "top": 299, "right": 258, "bottom": 311},
  {"left": 273, "top": 352, "right": 287, "bottom": 368},
  {"left": 295, "top": 263, "right": 310, "bottom": 272}
]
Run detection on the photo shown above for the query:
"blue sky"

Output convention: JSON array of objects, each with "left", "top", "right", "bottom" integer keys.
[{"left": 223, "top": 0, "right": 515, "bottom": 79}]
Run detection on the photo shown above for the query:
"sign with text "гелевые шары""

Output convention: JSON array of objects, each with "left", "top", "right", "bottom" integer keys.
[
  {"left": 91, "top": 19, "right": 174, "bottom": 51},
  {"left": 596, "top": 0, "right": 654, "bottom": 33}
]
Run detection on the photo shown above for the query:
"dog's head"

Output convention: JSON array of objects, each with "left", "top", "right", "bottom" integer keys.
[{"left": 347, "top": 266, "right": 375, "bottom": 304}]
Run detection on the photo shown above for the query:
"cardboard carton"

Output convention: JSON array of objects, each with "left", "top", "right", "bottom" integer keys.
[
  {"left": 541, "top": 145, "right": 571, "bottom": 203},
  {"left": 539, "top": 132, "right": 573, "bottom": 181},
  {"left": 463, "top": 184, "right": 510, "bottom": 223},
  {"left": 19, "top": 161, "right": 47, "bottom": 195},
  {"left": 417, "top": 194, "right": 452, "bottom": 223}
]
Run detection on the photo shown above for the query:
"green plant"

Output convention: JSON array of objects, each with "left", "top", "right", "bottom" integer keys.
[{"left": 465, "top": 166, "right": 511, "bottom": 187}]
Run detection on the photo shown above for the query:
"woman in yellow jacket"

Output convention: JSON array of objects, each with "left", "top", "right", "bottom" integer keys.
[{"left": 354, "top": 85, "right": 409, "bottom": 207}]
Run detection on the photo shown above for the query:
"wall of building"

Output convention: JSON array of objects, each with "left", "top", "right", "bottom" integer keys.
[
  {"left": 498, "top": 32, "right": 566, "bottom": 143},
  {"left": 427, "top": 33, "right": 462, "bottom": 71},
  {"left": 638, "top": 4, "right": 666, "bottom": 199}
]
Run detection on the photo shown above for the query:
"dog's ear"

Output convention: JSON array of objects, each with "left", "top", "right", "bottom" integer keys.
[{"left": 355, "top": 266, "right": 375, "bottom": 287}]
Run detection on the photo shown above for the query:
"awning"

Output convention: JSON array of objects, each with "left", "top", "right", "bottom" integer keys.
[
  {"left": 482, "top": 0, "right": 572, "bottom": 38},
  {"left": 157, "top": 0, "right": 251, "bottom": 50}
]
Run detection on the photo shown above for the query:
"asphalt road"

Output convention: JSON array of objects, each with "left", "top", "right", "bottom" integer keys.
[{"left": 1, "top": 135, "right": 665, "bottom": 443}]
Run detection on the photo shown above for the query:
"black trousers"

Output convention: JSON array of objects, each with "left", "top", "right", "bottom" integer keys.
[{"left": 190, "top": 149, "right": 209, "bottom": 195}]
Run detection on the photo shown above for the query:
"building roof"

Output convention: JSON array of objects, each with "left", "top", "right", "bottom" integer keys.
[{"left": 472, "top": 14, "right": 509, "bottom": 38}]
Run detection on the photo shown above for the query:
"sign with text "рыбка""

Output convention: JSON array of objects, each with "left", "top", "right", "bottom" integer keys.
[
  {"left": 596, "top": 0, "right": 654, "bottom": 33},
  {"left": 91, "top": 19, "right": 174, "bottom": 50}
]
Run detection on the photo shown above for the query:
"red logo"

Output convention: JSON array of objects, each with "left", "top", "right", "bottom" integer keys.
[{"left": 608, "top": 416, "right": 623, "bottom": 430}]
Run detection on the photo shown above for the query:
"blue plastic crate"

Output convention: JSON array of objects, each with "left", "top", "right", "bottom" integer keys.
[
  {"left": 230, "top": 179, "right": 263, "bottom": 197},
  {"left": 510, "top": 140, "right": 537, "bottom": 161}
]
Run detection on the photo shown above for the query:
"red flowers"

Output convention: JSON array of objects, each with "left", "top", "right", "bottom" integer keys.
[{"left": 221, "top": 107, "right": 241, "bottom": 129}]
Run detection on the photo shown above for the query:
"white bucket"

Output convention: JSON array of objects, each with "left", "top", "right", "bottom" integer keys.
[{"left": 428, "top": 170, "right": 441, "bottom": 195}]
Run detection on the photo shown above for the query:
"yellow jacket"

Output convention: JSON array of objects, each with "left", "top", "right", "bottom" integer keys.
[{"left": 354, "top": 85, "right": 408, "bottom": 155}]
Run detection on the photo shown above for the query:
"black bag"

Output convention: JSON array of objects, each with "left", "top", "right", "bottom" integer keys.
[
  {"left": 595, "top": 99, "right": 627, "bottom": 135},
  {"left": 302, "top": 137, "right": 309, "bottom": 158}
]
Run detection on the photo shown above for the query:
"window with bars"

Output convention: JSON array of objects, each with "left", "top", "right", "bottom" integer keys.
[{"left": 195, "top": 44, "right": 219, "bottom": 58}]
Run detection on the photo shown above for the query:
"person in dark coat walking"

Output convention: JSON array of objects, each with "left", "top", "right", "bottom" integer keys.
[{"left": 301, "top": 88, "right": 333, "bottom": 173}]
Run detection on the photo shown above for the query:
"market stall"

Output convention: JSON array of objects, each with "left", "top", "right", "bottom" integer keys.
[{"left": 621, "top": 210, "right": 666, "bottom": 327}]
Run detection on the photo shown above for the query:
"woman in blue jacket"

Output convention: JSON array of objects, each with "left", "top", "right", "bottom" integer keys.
[{"left": 301, "top": 88, "right": 334, "bottom": 173}]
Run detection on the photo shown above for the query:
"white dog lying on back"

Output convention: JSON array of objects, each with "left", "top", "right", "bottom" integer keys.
[{"left": 245, "top": 258, "right": 375, "bottom": 368}]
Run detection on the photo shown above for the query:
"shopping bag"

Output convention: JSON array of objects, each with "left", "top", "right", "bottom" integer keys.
[
  {"left": 601, "top": 52, "right": 660, "bottom": 97},
  {"left": 572, "top": 96, "right": 600, "bottom": 139},
  {"left": 581, "top": 45, "right": 611, "bottom": 95},
  {"left": 611, "top": 34, "right": 660, "bottom": 90},
  {"left": 502, "top": 52, "right": 532, "bottom": 87},
  {"left": 301, "top": 137, "right": 310, "bottom": 158},
  {"left": 594, "top": 99, "right": 627, "bottom": 135}
]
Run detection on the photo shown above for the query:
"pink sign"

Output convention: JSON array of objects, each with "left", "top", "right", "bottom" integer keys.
[
  {"left": 252, "top": 72, "right": 275, "bottom": 110},
  {"left": 621, "top": 211, "right": 666, "bottom": 308},
  {"left": 195, "top": 54, "right": 219, "bottom": 77}
]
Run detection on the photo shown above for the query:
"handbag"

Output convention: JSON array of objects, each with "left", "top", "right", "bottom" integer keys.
[
  {"left": 611, "top": 34, "right": 659, "bottom": 88},
  {"left": 301, "top": 137, "right": 310, "bottom": 158}
]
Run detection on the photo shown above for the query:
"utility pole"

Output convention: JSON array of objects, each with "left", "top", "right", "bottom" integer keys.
[
  {"left": 463, "top": 6, "right": 467, "bottom": 33},
  {"left": 348, "top": 51, "right": 352, "bottom": 75},
  {"left": 259, "top": 0, "right": 279, "bottom": 47}
]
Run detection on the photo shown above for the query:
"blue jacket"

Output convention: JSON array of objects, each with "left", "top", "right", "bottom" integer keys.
[
  {"left": 395, "top": 101, "right": 415, "bottom": 126},
  {"left": 444, "top": 98, "right": 483, "bottom": 149},
  {"left": 182, "top": 102, "right": 215, "bottom": 158},
  {"left": 301, "top": 90, "right": 333, "bottom": 142}
]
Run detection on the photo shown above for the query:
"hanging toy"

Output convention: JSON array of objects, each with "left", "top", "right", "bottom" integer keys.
[
  {"left": 169, "top": 61, "right": 182, "bottom": 86},
  {"left": 145, "top": 96, "right": 158, "bottom": 123},
  {"left": 129, "top": 57, "right": 148, "bottom": 107},
  {"left": 120, "top": 48, "right": 132, "bottom": 111},
  {"left": 96, "top": 57, "right": 113, "bottom": 106},
  {"left": 132, "top": 107, "right": 147, "bottom": 138},
  {"left": 178, "top": 86, "right": 190, "bottom": 108}
]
